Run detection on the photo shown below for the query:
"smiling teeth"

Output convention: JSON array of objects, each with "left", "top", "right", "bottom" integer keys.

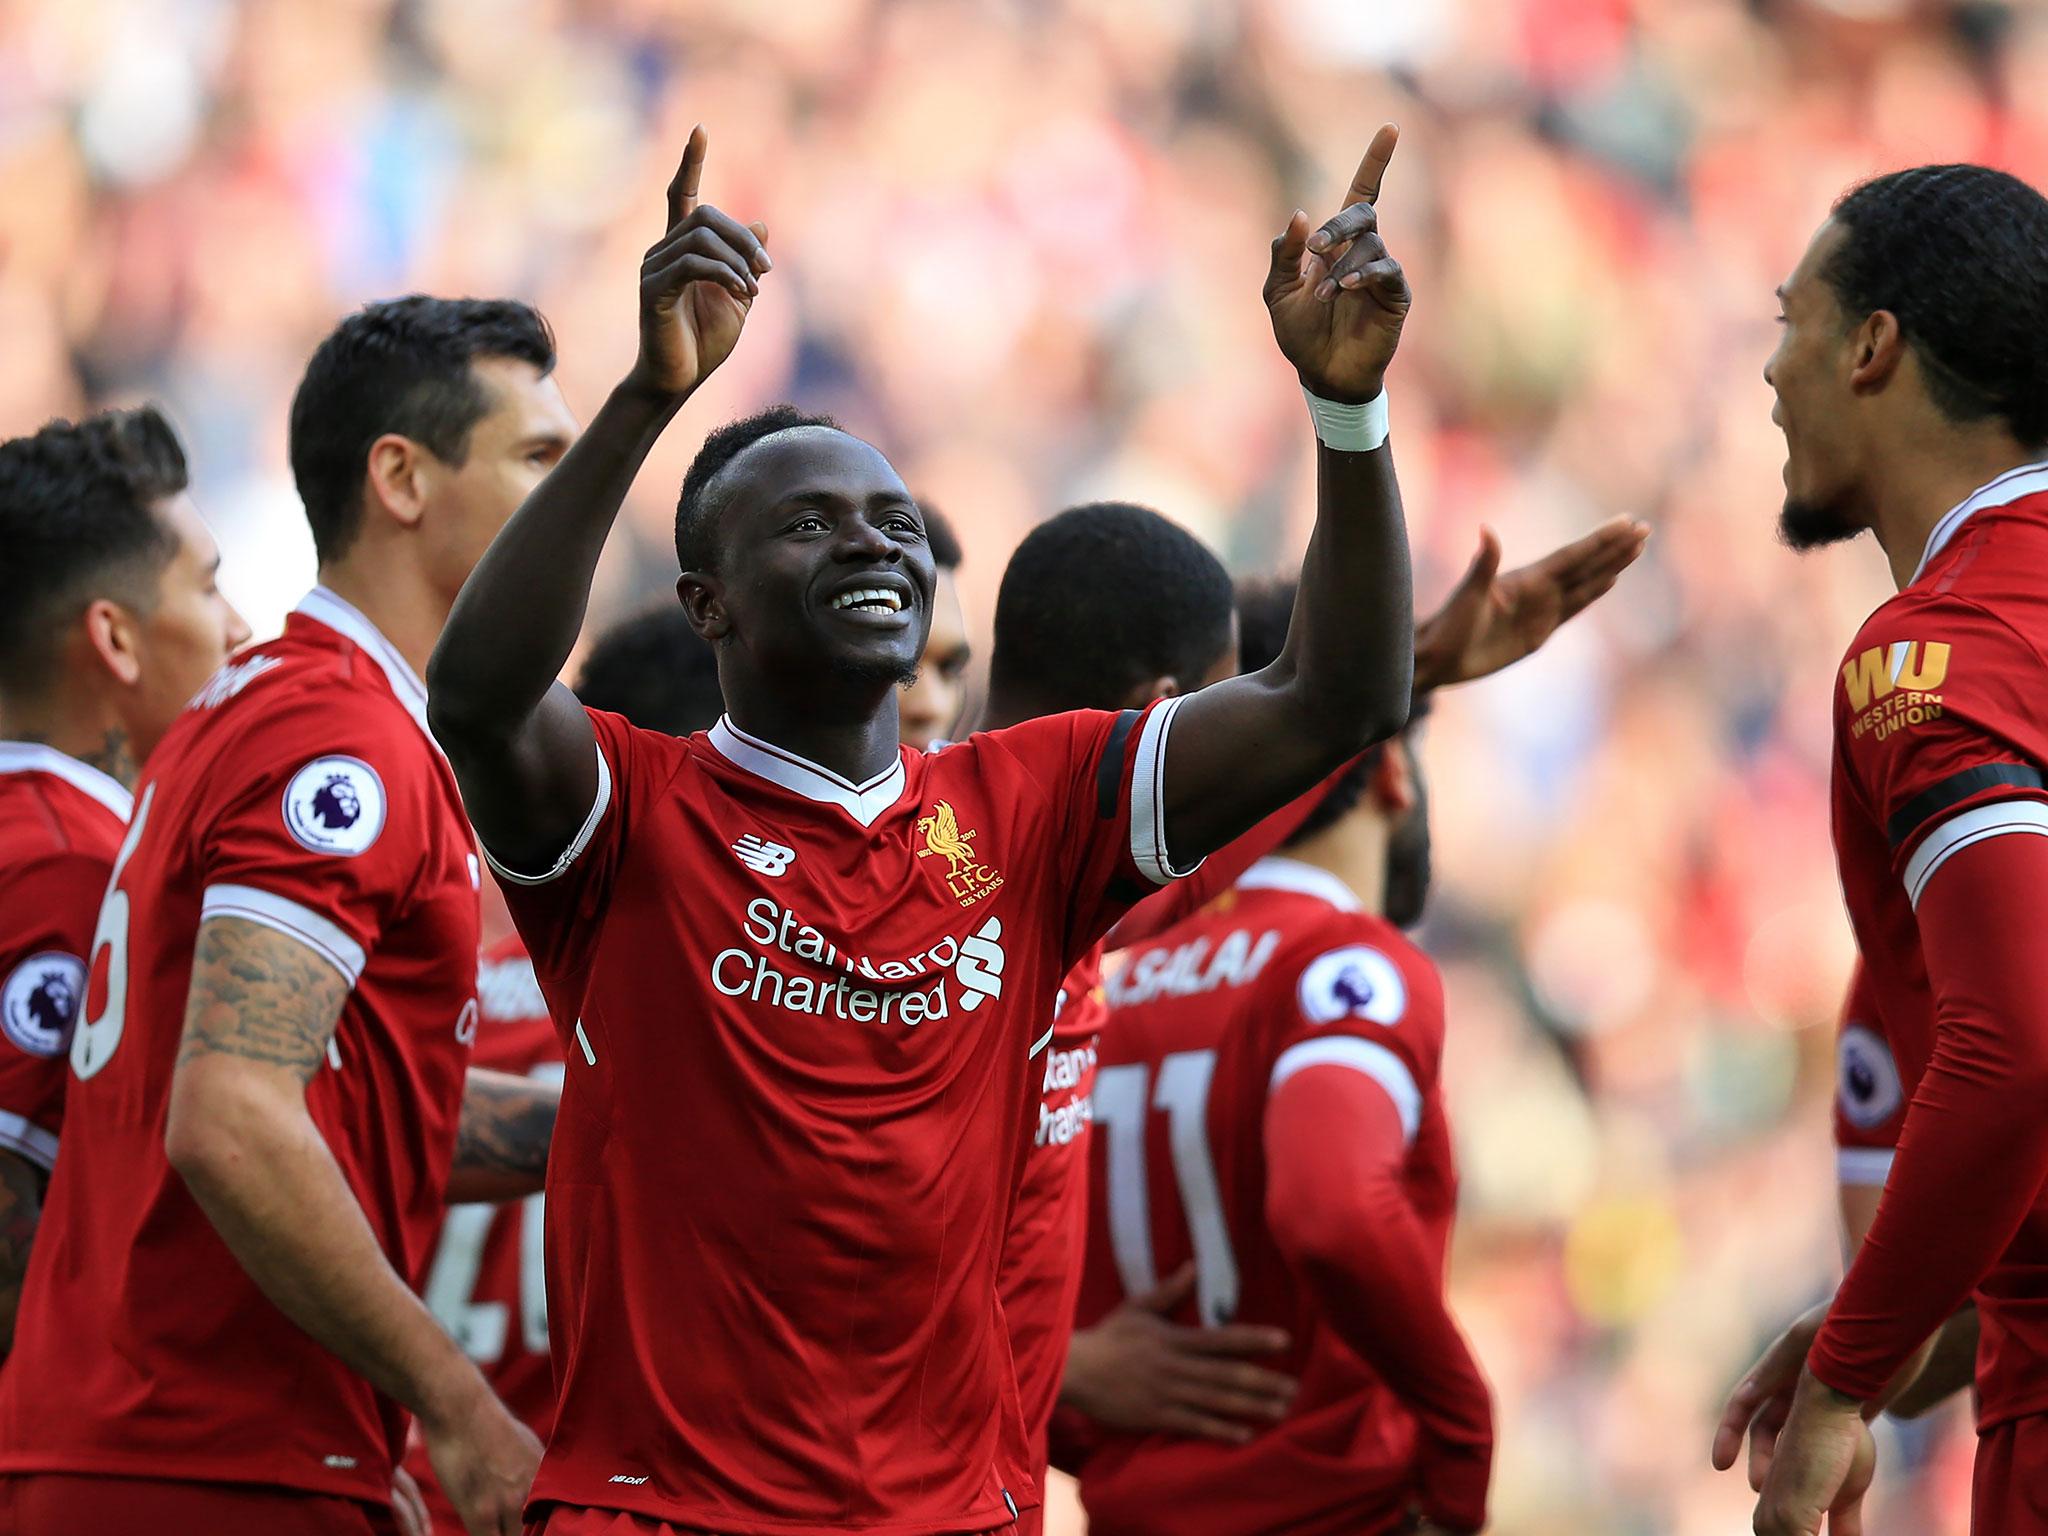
[{"left": 832, "top": 588, "right": 904, "bottom": 612}]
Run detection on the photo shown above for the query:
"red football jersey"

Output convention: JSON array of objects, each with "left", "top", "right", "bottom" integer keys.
[
  {"left": 1076, "top": 857, "right": 1461, "bottom": 1536},
  {"left": 0, "top": 588, "right": 480, "bottom": 1502},
  {"left": 0, "top": 744, "right": 130, "bottom": 1176},
  {"left": 407, "top": 932, "right": 562, "bottom": 1530},
  {"left": 1832, "top": 962, "right": 1903, "bottom": 1191},
  {"left": 1000, "top": 782, "right": 1329, "bottom": 1471},
  {"left": 1822, "top": 470, "right": 2048, "bottom": 1428},
  {"left": 1000, "top": 951, "right": 1106, "bottom": 1467},
  {"left": 495, "top": 700, "right": 1192, "bottom": 1532}
]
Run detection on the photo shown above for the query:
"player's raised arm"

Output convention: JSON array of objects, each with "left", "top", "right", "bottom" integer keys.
[
  {"left": 1159, "top": 127, "right": 1416, "bottom": 861},
  {"left": 426, "top": 126, "right": 770, "bottom": 871}
]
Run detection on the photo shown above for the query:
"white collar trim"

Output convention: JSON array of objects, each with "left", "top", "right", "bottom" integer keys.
[
  {"left": 1912, "top": 461, "right": 2048, "bottom": 584},
  {"left": 1236, "top": 855, "right": 1365, "bottom": 913},
  {"left": 293, "top": 587, "right": 435, "bottom": 747},
  {"left": 707, "top": 716, "right": 906, "bottom": 828},
  {"left": 0, "top": 741, "right": 134, "bottom": 821}
]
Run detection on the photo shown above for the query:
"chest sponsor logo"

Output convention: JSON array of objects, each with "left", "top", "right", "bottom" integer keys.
[
  {"left": 191, "top": 653, "right": 282, "bottom": 710},
  {"left": 731, "top": 833, "right": 796, "bottom": 877},
  {"left": 1837, "top": 1022, "right": 1903, "bottom": 1129},
  {"left": 1842, "top": 640, "right": 1949, "bottom": 742},
  {"left": 1107, "top": 926, "right": 1282, "bottom": 1009},
  {"left": 712, "top": 897, "right": 1006, "bottom": 1028},
  {"left": 282, "top": 755, "right": 387, "bottom": 856},
  {"left": 916, "top": 800, "right": 1004, "bottom": 907},
  {"left": 1, "top": 951, "right": 86, "bottom": 1058},
  {"left": 1297, "top": 944, "right": 1408, "bottom": 1027}
]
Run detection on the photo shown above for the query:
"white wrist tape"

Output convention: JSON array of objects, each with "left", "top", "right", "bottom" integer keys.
[{"left": 1302, "top": 386, "right": 1390, "bottom": 452}]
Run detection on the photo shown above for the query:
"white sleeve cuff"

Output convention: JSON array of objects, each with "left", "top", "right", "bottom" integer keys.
[
  {"left": 1836, "top": 1147, "right": 1895, "bottom": 1188},
  {"left": 1903, "top": 798, "right": 2048, "bottom": 908},
  {"left": 1128, "top": 695, "right": 1203, "bottom": 886},
  {"left": 200, "top": 885, "right": 367, "bottom": 988},
  {"left": 1270, "top": 1034, "right": 1422, "bottom": 1144},
  {"left": 0, "top": 1109, "right": 59, "bottom": 1171},
  {"left": 483, "top": 741, "right": 613, "bottom": 888}
]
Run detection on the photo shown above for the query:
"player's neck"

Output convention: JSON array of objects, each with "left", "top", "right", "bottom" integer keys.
[
  {"left": 723, "top": 685, "right": 907, "bottom": 785},
  {"left": 1272, "top": 812, "right": 1388, "bottom": 919},
  {"left": 315, "top": 560, "right": 449, "bottom": 680},
  {"left": 1867, "top": 424, "right": 2045, "bottom": 591},
  {"left": 0, "top": 687, "right": 139, "bottom": 789}
]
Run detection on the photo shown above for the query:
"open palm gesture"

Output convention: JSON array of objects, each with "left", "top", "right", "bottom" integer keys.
[
  {"left": 1266, "top": 124, "right": 1410, "bottom": 403},
  {"left": 630, "top": 126, "right": 772, "bottom": 399}
]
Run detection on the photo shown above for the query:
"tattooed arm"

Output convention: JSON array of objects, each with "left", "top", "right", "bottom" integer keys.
[
  {"left": 447, "top": 1069, "right": 560, "bottom": 1203},
  {"left": 165, "top": 917, "right": 540, "bottom": 1535},
  {"left": 0, "top": 1150, "right": 42, "bottom": 1353}
]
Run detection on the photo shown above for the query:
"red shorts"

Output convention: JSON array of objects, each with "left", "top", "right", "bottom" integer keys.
[
  {"left": 527, "top": 1506, "right": 1021, "bottom": 1536},
  {"left": 1974, "top": 1414, "right": 2048, "bottom": 1535},
  {"left": 0, "top": 1472, "right": 396, "bottom": 1536}
]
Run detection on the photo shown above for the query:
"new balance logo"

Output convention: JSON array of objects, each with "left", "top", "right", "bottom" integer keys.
[{"left": 731, "top": 834, "right": 797, "bottom": 877}]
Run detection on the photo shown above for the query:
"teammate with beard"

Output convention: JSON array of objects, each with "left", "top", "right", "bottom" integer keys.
[
  {"left": 1071, "top": 578, "right": 1489, "bottom": 1536},
  {"left": 1710, "top": 165, "right": 2048, "bottom": 1536},
  {"left": 0, "top": 299, "right": 577, "bottom": 1536},
  {"left": 426, "top": 122, "right": 1425, "bottom": 1534},
  {"left": 0, "top": 408, "right": 249, "bottom": 1358},
  {"left": 407, "top": 604, "right": 725, "bottom": 1533}
]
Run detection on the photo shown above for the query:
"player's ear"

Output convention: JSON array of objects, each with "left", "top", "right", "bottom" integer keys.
[
  {"left": 677, "top": 572, "right": 732, "bottom": 642},
  {"left": 1371, "top": 740, "right": 1416, "bottom": 815},
  {"left": 81, "top": 595, "right": 145, "bottom": 688},
  {"left": 364, "top": 433, "right": 429, "bottom": 531},
  {"left": 1123, "top": 675, "right": 1178, "bottom": 708},
  {"left": 1848, "top": 309, "right": 1907, "bottom": 395}
]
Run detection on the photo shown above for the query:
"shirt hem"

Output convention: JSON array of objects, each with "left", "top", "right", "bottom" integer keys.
[
  {"left": 527, "top": 1486, "right": 1037, "bottom": 1535},
  {"left": 0, "top": 1449, "right": 390, "bottom": 1505}
]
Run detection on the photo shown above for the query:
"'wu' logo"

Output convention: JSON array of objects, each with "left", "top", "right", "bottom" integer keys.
[{"left": 731, "top": 835, "right": 797, "bottom": 878}]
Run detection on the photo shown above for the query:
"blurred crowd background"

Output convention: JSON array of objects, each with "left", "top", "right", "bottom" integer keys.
[{"left": 9, "top": 0, "right": 2044, "bottom": 1529}]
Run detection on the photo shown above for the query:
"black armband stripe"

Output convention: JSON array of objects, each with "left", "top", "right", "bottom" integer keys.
[
  {"left": 1096, "top": 709, "right": 1141, "bottom": 821},
  {"left": 1887, "top": 763, "right": 2046, "bottom": 848}
]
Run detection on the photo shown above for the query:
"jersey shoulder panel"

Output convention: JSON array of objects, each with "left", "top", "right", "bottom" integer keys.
[{"left": 1257, "top": 907, "right": 1447, "bottom": 1091}]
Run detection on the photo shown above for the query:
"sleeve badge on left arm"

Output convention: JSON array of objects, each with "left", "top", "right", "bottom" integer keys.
[
  {"left": 2, "top": 952, "right": 88, "bottom": 1057},
  {"left": 1297, "top": 944, "right": 1407, "bottom": 1026},
  {"left": 282, "top": 756, "right": 388, "bottom": 856}
]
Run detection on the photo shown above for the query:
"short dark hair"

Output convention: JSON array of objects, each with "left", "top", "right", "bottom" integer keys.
[
  {"left": 0, "top": 407, "right": 187, "bottom": 694},
  {"left": 674, "top": 405, "right": 840, "bottom": 574},
  {"left": 1234, "top": 576, "right": 1428, "bottom": 847},
  {"left": 921, "top": 502, "right": 963, "bottom": 571},
  {"left": 574, "top": 603, "right": 726, "bottom": 736},
  {"left": 288, "top": 295, "right": 556, "bottom": 563},
  {"left": 1826, "top": 165, "right": 2048, "bottom": 444},
  {"left": 990, "top": 501, "right": 1235, "bottom": 715}
]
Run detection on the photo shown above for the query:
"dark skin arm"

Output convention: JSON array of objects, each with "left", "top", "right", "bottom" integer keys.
[
  {"left": 426, "top": 127, "right": 770, "bottom": 872},
  {"left": 1159, "top": 127, "right": 1416, "bottom": 861},
  {"left": 445, "top": 1068, "right": 560, "bottom": 1204},
  {"left": 0, "top": 1149, "right": 41, "bottom": 1353}
]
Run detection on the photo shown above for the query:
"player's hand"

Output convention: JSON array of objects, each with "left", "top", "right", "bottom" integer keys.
[
  {"left": 1413, "top": 517, "right": 1651, "bottom": 692},
  {"left": 392, "top": 1465, "right": 433, "bottom": 1536},
  {"left": 1062, "top": 1263, "right": 1297, "bottom": 1441},
  {"left": 1266, "top": 124, "right": 1409, "bottom": 405},
  {"left": 628, "top": 125, "right": 772, "bottom": 401},
  {"left": 421, "top": 1378, "right": 542, "bottom": 1536},
  {"left": 1752, "top": 1368, "right": 1877, "bottom": 1536},
  {"left": 1714, "top": 1301, "right": 1828, "bottom": 1489}
]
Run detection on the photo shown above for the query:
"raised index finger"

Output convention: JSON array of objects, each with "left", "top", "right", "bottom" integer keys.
[
  {"left": 1346, "top": 122, "right": 1400, "bottom": 207},
  {"left": 666, "top": 124, "right": 708, "bottom": 232}
]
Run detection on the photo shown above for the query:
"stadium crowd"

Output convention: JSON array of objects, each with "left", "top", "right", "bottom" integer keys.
[{"left": 8, "top": 1, "right": 2048, "bottom": 1530}]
